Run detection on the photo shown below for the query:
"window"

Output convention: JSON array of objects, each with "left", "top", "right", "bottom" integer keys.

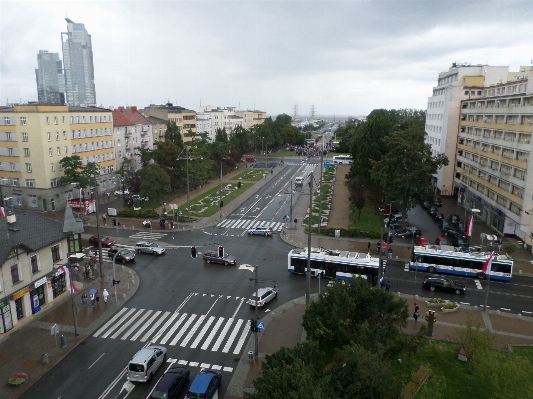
[
  {"left": 11, "top": 264, "right": 20, "bottom": 284},
  {"left": 31, "top": 255, "right": 39, "bottom": 274},
  {"left": 20, "top": 117, "right": 26, "bottom": 126},
  {"left": 50, "top": 178, "right": 59, "bottom": 187},
  {"left": 65, "top": 146, "right": 68, "bottom": 155},
  {"left": 22, "top": 132, "right": 28, "bottom": 142},
  {"left": 62, "top": 116, "right": 65, "bottom": 124},
  {"left": 47, "top": 132, "right": 51, "bottom": 141},
  {"left": 57, "top": 147, "right": 61, "bottom": 155},
  {"left": 6, "top": 132, "right": 12, "bottom": 141},
  {"left": 63, "top": 131, "right": 66, "bottom": 140},
  {"left": 49, "top": 148, "right": 52, "bottom": 157},
  {"left": 10, "top": 163, "right": 15, "bottom": 171},
  {"left": 46, "top": 117, "right": 49, "bottom": 125},
  {"left": 8, "top": 148, "right": 14, "bottom": 156},
  {"left": 25, "top": 179, "right": 35, "bottom": 187},
  {"left": 56, "top": 132, "right": 59, "bottom": 141},
  {"left": 25, "top": 163, "right": 32, "bottom": 172},
  {"left": 24, "top": 148, "right": 30, "bottom": 157},
  {"left": 54, "top": 116, "right": 58, "bottom": 125},
  {"left": 51, "top": 163, "right": 55, "bottom": 172},
  {"left": 51, "top": 245, "right": 60, "bottom": 262},
  {"left": 4, "top": 117, "right": 10, "bottom": 124}
]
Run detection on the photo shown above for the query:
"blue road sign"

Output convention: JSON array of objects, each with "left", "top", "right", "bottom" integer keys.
[
  {"left": 324, "top": 162, "right": 330, "bottom": 168},
  {"left": 257, "top": 321, "right": 265, "bottom": 331}
]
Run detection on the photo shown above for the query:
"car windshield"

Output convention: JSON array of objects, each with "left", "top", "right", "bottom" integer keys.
[
  {"left": 186, "top": 393, "right": 204, "bottom": 399},
  {"left": 128, "top": 363, "right": 144, "bottom": 372}
]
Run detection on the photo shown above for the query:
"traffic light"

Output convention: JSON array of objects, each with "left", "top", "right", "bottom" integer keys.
[
  {"left": 238, "top": 181, "right": 241, "bottom": 189},
  {"left": 191, "top": 246, "right": 197, "bottom": 259},
  {"left": 249, "top": 318, "right": 256, "bottom": 332},
  {"left": 220, "top": 200, "right": 223, "bottom": 208},
  {"left": 112, "top": 218, "right": 116, "bottom": 226},
  {"left": 112, "top": 279, "right": 120, "bottom": 285},
  {"left": 218, "top": 246, "right": 224, "bottom": 257}
]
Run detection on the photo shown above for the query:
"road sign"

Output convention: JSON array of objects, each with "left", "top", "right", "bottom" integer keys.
[
  {"left": 50, "top": 324, "right": 59, "bottom": 335},
  {"left": 257, "top": 321, "right": 265, "bottom": 331},
  {"left": 324, "top": 161, "right": 330, "bottom": 168}
]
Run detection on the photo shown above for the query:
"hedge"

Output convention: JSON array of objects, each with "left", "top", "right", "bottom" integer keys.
[
  {"left": 309, "top": 227, "right": 382, "bottom": 239},
  {"left": 117, "top": 209, "right": 159, "bottom": 218}
]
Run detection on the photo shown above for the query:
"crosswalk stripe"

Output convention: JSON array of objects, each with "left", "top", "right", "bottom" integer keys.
[
  {"left": 190, "top": 316, "right": 216, "bottom": 349},
  {"left": 233, "top": 220, "right": 245, "bottom": 229},
  {"left": 94, "top": 307, "right": 128, "bottom": 337},
  {"left": 233, "top": 323, "right": 251, "bottom": 354},
  {"left": 222, "top": 319, "right": 243, "bottom": 353},
  {"left": 130, "top": 310, "right": 162, "bottom": 341},
  {"left": 211, "top": 318, "right": 234, "bottom": 352},
  {"left": 140, "top": 311, "right": 171, "bottom": 342},
  {"left": 180, "top": 315, "right": 206, "bottom": 347},
  {"left": 201, "top": 317, "right": 225, "bottom": 350},
  {"left": 156, "top": 313, "right": 184, "bottom": 345},
  {"left": 170, "top": 314, "right": 197, "bottom": 346},
  {"left": 123, "top": 310, "right": 155, "bottom": 340},
  {"left": 101, "top": 308, "right": 137, "bottom": 339},
  {"left": 218, "top": 220, "right": 231, "bottom": 228},
  {"left": 110, "top": 309, "right": 144, "bottom": 339}
]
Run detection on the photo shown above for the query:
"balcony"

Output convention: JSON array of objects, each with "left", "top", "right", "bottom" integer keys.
[{"left": 124, "top": 130, "right": 132, "bottom": 136}]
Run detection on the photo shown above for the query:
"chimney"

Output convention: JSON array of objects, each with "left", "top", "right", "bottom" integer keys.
[
  {"left": 6, "top": 211, "right": 16, "bottom": 224},
  {"left": 131, "top": 106, "right": 137, "bottom": 113},
  {"left": 118, "top": 106, "right": 124, "bottom": 112}
]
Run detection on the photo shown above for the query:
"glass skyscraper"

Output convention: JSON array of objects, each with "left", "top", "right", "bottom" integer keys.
[
  {"left": 61, "top": 18, "right": 96, "bottom": 106},
  {"left": 35, "top": 50, "right": 65, "bottom": 104}
]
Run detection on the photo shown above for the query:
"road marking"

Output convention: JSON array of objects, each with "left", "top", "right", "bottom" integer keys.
[{"left": 474, "top": 279, "right": 483, "bottom": 290}]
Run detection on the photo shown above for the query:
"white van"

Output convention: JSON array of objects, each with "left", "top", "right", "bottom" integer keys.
[
  {"left": 126, "top": 345, "right": 167, "bottom": 382},
  {"left": 295, "top": 177, "right": 304, "bottom": 187}
]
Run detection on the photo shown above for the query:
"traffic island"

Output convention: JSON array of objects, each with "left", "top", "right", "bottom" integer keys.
[{"left": 8, "top": 372, "right": 28, "bottom": 386}]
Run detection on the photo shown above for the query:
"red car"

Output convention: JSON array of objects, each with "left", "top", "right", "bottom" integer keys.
[
  {"left": 88, "top": 235, "right": 116, "bottom": 247},
  {"left": 245, "top": 157, "right": 256, "bottom": 163},
  {"left": 435, "top": 236, "right": 450, "bottom": 246},
  {"left": 417, "top": 237, "right": 431, "bottom": 246}
]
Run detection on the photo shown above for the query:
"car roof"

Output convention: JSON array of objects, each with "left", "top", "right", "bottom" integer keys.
[
  {"left": 155, "top": 371, "right": 184, "bottom": 389},
  {"left": 189, "top": 371, "right": 218, "bottom": 392}
]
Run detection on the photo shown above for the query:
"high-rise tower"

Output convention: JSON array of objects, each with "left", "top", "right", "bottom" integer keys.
[
  {"left": 35, "top": 50, "right": 65, "bottom": 104},
  {"left": 61, "top": 18, "right": 96, "bottom": 106}
]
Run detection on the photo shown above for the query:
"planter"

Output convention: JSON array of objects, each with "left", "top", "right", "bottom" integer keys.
[
  {"left": 8, "top": 372, "right": 28, "bottom": 386},
  {"left": 425, "top": 299, "right": 449, "bottom": 307},
  {"left": 442, "top": 304, "right": 460, "bottom": 313}
]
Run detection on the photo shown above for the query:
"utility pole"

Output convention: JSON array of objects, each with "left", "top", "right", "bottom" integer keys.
[
  {"left": 289, "top": 180, "right": 293, "bottom": 227},
  {"left": 306, "top": 172, "right": 313, "bottom": 305},
  {"left": 318, "top": 150, "right": 324, "bottom": 232},
  {"left": 93, "top": 166, "right": 103, "bottom": 278},
  {"left": 254, "top": 265, "right": 259, "bottom": 355}
]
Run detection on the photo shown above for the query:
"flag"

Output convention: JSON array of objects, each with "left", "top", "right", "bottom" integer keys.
[
  {"left": 465, "top": 215, "right": 473, "bottom": 237},
  {"left": 0, "top": 206, "right": 5, "bottom": 218},
  {"left": 482, "top": 251, "right": 496, "bottom": 275},
  {"left": 59, "top": 265, "right": 78, "bottom": 293}
]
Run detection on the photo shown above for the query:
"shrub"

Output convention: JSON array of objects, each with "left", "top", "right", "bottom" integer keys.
[
  {"left": 427, "top": 298, "right": 446, "bottom": 304},
  {"left": 117, "top": 209, "right": 159, "bottom": 218},
  {"left": 443, "top": 302, "right": 458, "bottom": 309}
]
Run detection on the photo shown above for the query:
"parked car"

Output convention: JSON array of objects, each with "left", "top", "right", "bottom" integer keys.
[
  {"left": 126, "top": 345, "right": 167, "bottom": 382},
  {"left": 114, "top": 189, "right": 130, "bottom": 196},
  {"left": 395, "top": 228, "right": 422, "bottom": 239},
  {"left": 149, "top": 366, "right": 190, "bottom": 399},
  {"left": 88, "top": 235, "right": 116, "bottom": 248},
  {"left": 446, "top": 229, "right": 468, "bottom": 241},
  {"left": 135, "top": 241, "right": 165, "bottom": 255},
  {"left": 422, "top": 201, "right": 430, "bottom": 210},
  {"left": 108, "top": 248, "right": 136, "bottom": 263},
  {"left": 202, "top": 250, "right": 237, "bottom": 265},
  {"left": 185, "top": 369, "right": 222, "bottom": 399},
  {"left": 417, "top": 237, "right": 431, "bottom": 246},
  {"left": 379, "top": 204, "right": 398, "bottom": 214},
  {"left": 434, "top": 197, "right": 443, "bottom": 207},
  {"left": 248, "top": 226, "right": 273, "bottom": 236},
  {"left": 441, "top": 224, "right": 459, "bottom": 236},
  {"left": 427, "top": 206, "right": 438, "bottom": 217},
  {"left": 451, "top": 236, "right": 470, "bottom": 250},
  {"left": 245, "top": 157, "right": 256, "bottom": 163},
  {"left": 383, "top": 212, "right": 403, "bottom": 223},
  {"left": 247, "top": 287, "right": 277, "bottom": 307},
  {"left": 438, "top": 220, "right": 450, "bottom": 231},
  {"left": 388, "top": 220, "right": 409, "bottom": 230},
  {"left": 449, "top": 214, "right": 461, "bottom": 228},
  {"left": 435, "top": 236, "right": 450, "bottom": 246},
  {"left": 131, "top": 194, "right": 149, "bottom": 204},
  {"left": 432, "top": 211, "right": 444, "bottom": 222},
  {"left": 423, "top": 275, "right": 466, "bottom": 294}
]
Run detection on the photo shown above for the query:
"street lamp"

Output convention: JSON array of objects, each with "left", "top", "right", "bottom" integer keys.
[
  {"left": 177, "top": 146, "right": 203, "bottom": 220},
  {"left": 92, "top": 166, "right": 104, "bottom": 278},
  {"left": 410, "top": 226, "right": 419, "bottom": 295},
  {"left": 219, "top": 157, "right": 229, "bottom": 220}
]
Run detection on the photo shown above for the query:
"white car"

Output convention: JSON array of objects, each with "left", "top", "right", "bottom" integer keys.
[
  {"left": 248, "top": 226, "right": 273, "bottom": 236},
  {"left": 114, "top": 189, "right": 130, "bottom": 196},
  {"left": 135, "top": 241, "right": 165, "bottom": 255},
  {"left": 247, "top": 287, "right": 277, "bottom": 307}
]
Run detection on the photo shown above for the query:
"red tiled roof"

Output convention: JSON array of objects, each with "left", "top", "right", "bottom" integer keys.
[{"left": 112, "top": 106, "right": 151, "bottom": 126}]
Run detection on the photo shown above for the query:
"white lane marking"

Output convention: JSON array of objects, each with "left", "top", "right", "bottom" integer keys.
[
  {"left": 211, "top": 318, "right": 234, "bottom": 352},
  {"left": 100, "top": 308, "right": 137, "bottom": 339},
  {"left": 94, "top": 307, "right": 128, "bottom": 337},
  {"left": 130, "top": 311, "right": 162, "bottom": 340},
  {"left": 158, "top": 313, "right": 185, "bottom": 345},
  {"left": 121, "top": 310, "right": 154, "bottom": 340},
  {"left": 140, "top": 311, "right": 171, "bottom": 342},
  {"left": 190, "top": 316, "right": 216, "bottom": 349},
  {"left": 88, "top": 353, "right": 105, "bottom": 370},
  {"left": 233, "top": 323, "right": 251, "bottom": 354},
  {"left": 201, "top": 317, "right": 225, "bottom": 350},
  {"left": 222, "top": 319, "right": 244, "bottom": 353},
  {"left": 170, "top": 314, "right": 197, "bottom": 346}
]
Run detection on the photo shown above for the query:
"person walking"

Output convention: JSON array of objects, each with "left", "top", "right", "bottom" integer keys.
[
  {"left": 90, "top": 292, "right": 96, "bottom": 307},
  {"left": 81, "top": 293, "right": 88, "bottom": 307},
  {"left": 103, "top": 288, "right": 109, "bottom": 304},
  {"left": 379, "top": 276, "right": 384, "bottom": 289},
  {"left": 102, "top": 214, "right": 107, "bottom": 225},
  {"left": 387, "top": 247, "right": 393, "bottom": 259},
  {"left": 294, "top": 218, "right": 298, "bottom": 229},
  {"left": 413, "top": 303, "right": 420, "bottom": 322},
  {"left": 367, "top": 242, "right": 371, "bottom": 253},
  {"left": 377, "top": 241, "right": 381, "bottom": 255},
  {"left": 385, "top": 281, "right": 391, "bottom": 292},
  {"left": 95, "top": 291, "right": 100, "bottom": 305}
]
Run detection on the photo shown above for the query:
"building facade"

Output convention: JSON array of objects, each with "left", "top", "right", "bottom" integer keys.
[
  {"left": 139, "top": 103, "right": 196, "bottom": 142},
  {"left": 235, "top": 109, "right": 266, "bottom": 130},
  {"left": 454, "top": 67, "right": 533, "bottom": 248},
  {"left": 112, "top": 106, "right": 153, "bottom": 171},
  {"left": 0, "top": 104, "right": 115, "bottom": 212},
  {"left": 0, "top": 212, "right": 70, "bottom": 334},
  {"left": 35, "top": 50, "right": 65, "bottom": 104},
  {"left": 61, "top": 18, "right": 96, "bottom": 107},
  {"left": 425, "top": 64, "right": 509, "bottom": 195},
  {"left": 197, "top": 106, "right": 243, "bottom": 141}
]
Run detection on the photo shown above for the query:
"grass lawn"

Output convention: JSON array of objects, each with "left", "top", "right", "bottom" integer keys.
[
  {"left": 348, "top": 205, "right": 384, "bottom": 235},
  {"left": 230, "top": 169, "right": 271, "bottom": 181}
]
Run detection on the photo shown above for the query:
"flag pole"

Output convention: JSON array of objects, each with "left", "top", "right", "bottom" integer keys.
[{"left": 483, "top": 251, "right": 494, "bottom": 312}]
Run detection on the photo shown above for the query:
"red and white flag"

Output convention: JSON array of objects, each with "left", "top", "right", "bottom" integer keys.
[
  {"left": 465, "top": 215, "right": 473, "bottom": 237},
  {"left": 482, "top": 251, "right": 496, "bottom": 275},
  {"left": 59, "top": 266, "right": 78, "bottom": 293},
  {"left": 0, "top": 206, "right": 5, "bottom": 218}
]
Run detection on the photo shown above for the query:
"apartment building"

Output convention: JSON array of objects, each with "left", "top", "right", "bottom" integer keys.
[
  {"left": 425, "top": 64, "right": 509, "bottom": 195},
  {"left": 139, "top": 103, "right": 196, "bottom": 142},
  {"left": 144, "top": 115, "right": 167, "bottom": 144},
  {"left": 235, "top": 109, "right": 266, "bottom": 130},
  {"left": 454, "top": 67, "right": 533, "bottom": 249},
  {"left": 112, "top": 106, "right": 153, "bottom": 171},
  {"left": 0, "top": 104, "right": 114, "bottom": 212},
  {"left": 197, "top": 106, "right": 243, "bottom": 142}
]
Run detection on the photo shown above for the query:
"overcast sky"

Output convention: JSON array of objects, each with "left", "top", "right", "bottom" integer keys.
[{"left": 0, "top": 0, "right": 531, "bottom": 119}]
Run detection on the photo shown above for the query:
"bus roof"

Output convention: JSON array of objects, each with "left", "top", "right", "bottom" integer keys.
[
  {"left": 289, "top": 247, "right": 379, "bottom": 265},
  {"left": 413, "top": 245, "right": 513, "bottom": 262}
]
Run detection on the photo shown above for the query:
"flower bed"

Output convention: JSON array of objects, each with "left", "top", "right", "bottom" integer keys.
[{"left": 8, "top": 372, "right": 28, "bottom": 386}]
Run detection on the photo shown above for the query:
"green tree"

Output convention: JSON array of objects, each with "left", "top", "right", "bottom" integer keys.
[
  {"left": 138, "top": 163, "right": 170, "bottom": 204},
  {"left": 116, "top": 157, "right": 133, "bottom": 202},
  {"left": 302, "top": 278, "right": 409, "bottom": 351},
  {"left": 165, "top": 120, "right": 184, "bottom": 147},
  {"left": 280, "top": 124, "right": 302, "bottom": 145},
  {"left": 274, "top": 113, "right": 292, "bottom": 128},
  {"left": 214, "top": 127, "right": 228, "bottom": 143},
  {"left": 454, "top": 316, "right": 495, "bottom": 373},
  {"left": 349, "top": 186, "right": 365, "bottom": 220},
  {"left": 371, "top": 126, "right": 448, "bottom": 227},
  {"left": 134, "top": 146, "right": 153, "bottom": 168},
  {"left": 229, "top": 124, "right": 250, "bottom": 155},
  {"left": 58, "top": 155, "right": 94, "bottom": 188}
]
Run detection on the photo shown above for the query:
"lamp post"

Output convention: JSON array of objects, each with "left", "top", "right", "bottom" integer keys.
[
  {"left": 92, "top": 167, "right": 104, "bottom": 278},
  {"left": 111, "top": 250, "right": 120, "bottom": 303},
  {"left": 410, "top": 226, "right": 418, "bottom": 295},
  {"left": 306, "top": 172, "right": 313, "bottom": 305},
  {"left": 177, "top": 146, "right": 203, "bottom": 220},
  {"left": 219, "top": 157, "right": 229, "bottom": 220}
]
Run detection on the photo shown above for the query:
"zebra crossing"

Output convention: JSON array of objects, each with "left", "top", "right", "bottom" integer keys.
[
  {"left": 93, "top": 304, "right": 251, "bottom": 356},
  {"left": 128, "top": 231, "right": 168, "bottom": 240},
  {"left": 216, "top": 219, "right": 286, "bottom": 233}
]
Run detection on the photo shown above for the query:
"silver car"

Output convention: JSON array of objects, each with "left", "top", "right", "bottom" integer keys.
[
  {"left": 135, "top": 241, "right": 165, "bottom": 255},
  {"left": 248, "top": 226, "right": 273, "bottom": 236},
  {"left": 247, "top": 287, "right": 277, "bottom": 307}
]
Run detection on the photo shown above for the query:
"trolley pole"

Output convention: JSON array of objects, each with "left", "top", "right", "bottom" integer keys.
[{"left": 306, "top": 172, "right": 313, "bottom": 305}]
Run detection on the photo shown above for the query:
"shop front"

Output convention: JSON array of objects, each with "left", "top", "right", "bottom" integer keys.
[
  {"left": 0, "top": 297, "right": 13, "bottom": 334},
  {"left": 29, "top": 277, "right": 47, "bottom": 314},
  {"left": 50, "top": 268, "right": 66, "bottom": 299},
  {"left": 13, "top": 286, "right": 29, "bottom": 321}
]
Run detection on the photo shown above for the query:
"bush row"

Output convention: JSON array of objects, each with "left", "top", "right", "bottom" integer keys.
[
  {"left": 309, "top": 227, "right": 382, "bottom": 239},
  {"left": 117, "top": 209, "right": 160, "bottom": 218}
]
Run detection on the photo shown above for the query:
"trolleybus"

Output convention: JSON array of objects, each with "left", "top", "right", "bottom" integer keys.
[{"left": 332, "top": 155, "right": 353, "bottom": 165}]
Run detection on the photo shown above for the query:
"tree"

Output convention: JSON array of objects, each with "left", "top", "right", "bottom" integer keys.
[
  {"left": 165, "top": 120, "right": 184, "bottom": 147},
  {"left": 229, "top": 124, "right": 250, "bottom": 155},
  {"left": 138, "top": 163, "right": 170, "bottom": 204},
  {"left": 274, "top": 113, "right": 292, "bottom": 128},
  {"left": 302, "top": 278, "right": 409, "bottom": 351},
  {"left": 371, "top": 126, "right": 448, "bottom": 228},
  {"left": 116, "top": 157, "right": 133, "bottom": 202},
  {"left": 349, "top": 185, "right": 366, "bottom": 220},
  {"left": 134, "top": 146, "right": 153, "bottom": 168},
  {"left": 280, "top": 124, "right": 302, "bottom": 145},
  {"left": 58, "top": 156, "right": 93, "bottom": 188},
  {"left": 454, "top": 316, "right": 494, "bottom": 373},
  {"left": 214, "top": 127, "right": 228, "bottom": 143}
]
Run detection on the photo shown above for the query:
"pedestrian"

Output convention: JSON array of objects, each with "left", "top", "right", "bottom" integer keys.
[
  {"left": 106, "top": 192, "right": 110, "bottom": 200},
  {"left": 81, "top": 293, "right": 88, "bottom": 307},
  {"left": 413, "top": 303, "right": 420, "bottom": 322},
  {"left": 367, "top": 242, "right": 371, "bottom": 252},
  {"left": 294, "top": 218, "right": 298, "bottom": 229},
  {"left": 385, "top": 281, "right": 391, "bottom": 292},
  {"left": 84, "top": 263, "right": 90, "bottom": 279},
  {"left": 103, "top": 288, "right": 109, "bottom": 304},
  {"left": 377, "top": 241, "right": 381, "bottom": 254},
  {"left": 95, "top": 291, "right": 100, "bottom": 305},
  {"left": 387, "top": 247, "right": 393, "bottom": 259},
  {"left": 379, "top": 276, "right": 384, "bottom": 288},
  {"left": 102, "top": 214, "right": 107, "bottom": 224},
  {"left": 90, "top": 293, "right": 96, "bottom": 307}
]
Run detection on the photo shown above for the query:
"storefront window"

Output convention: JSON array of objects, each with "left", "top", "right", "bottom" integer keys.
[
  {"left": 0, "top": 299, "right": 13, "bottom": 333},
  {"left": 52, "top": 274, "right": 66, "bottom": 298}
]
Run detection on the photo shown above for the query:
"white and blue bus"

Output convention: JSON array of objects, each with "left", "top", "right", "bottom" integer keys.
[
  {"left": 411, "top": 245, "right": 513, "bottom": 281},
  {"left": 288, "top": 248, "right": 380, "bottom": 285},
  {"left": 332, "top": 155, "right": 353, "bottom": 165}
]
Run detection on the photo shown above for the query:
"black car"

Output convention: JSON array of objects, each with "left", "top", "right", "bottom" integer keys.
[
  {"left": 427, "top": 206, "right": 438, "bottom": 217},
  {"left": 394, "top": 228, "right": 422, "bottom": 239},
  {"left": 434, "top": 197, "right": 443, "bottom": 207},
  {"left": 150, "top": 366, "right": 190, "bottom": 399},
  {"left": 449, "top": 214, "right": 461, "bottom": 228},
  {"left": 202, "top": 250, "right": 237, "bottom": 265},
  {"left": 108, "top": 248, "right": 136, "bottom": 263},
  {"left": 450, "top": 236, "right": 470, "bottom": 250},
  {"left": 388, "top": 220, "right": 409, "bottom": 230},
  {"left": 423, "top": 275, "right": 466, "bottom": 294},
  {"left": 431, "top": 212, "right": 444, "bottom": 222}
]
